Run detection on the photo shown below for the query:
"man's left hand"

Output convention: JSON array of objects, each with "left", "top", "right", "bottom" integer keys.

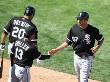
[
  {"left": 0, "top": 43, "right": 5, "bottom": 50},
  {"left": 90, "top": 46, "right": 99, "bottom": 54}
]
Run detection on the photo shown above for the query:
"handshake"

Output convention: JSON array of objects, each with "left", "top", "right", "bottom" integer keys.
[
  {"left": 36, "top": 48, "right": 58, "bottom": 64},
  {"left": 48, "top": 48, "right": 58, "bottom": 55}
]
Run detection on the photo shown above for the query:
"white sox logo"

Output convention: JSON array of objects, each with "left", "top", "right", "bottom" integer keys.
[{"left": 84, "top": 34, "right": 91, "bottom": 44}]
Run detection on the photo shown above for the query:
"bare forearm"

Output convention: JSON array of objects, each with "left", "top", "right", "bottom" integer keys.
[
  {"left": 96, "top": 37, "right": 104, "bottom": 49},
  {"left": 1, "top": 32, "right": 7, "bottom": 43},
  {"left": 90, "top": 37, "right": 104, "bottom": 54},
  {"left": 48, "top": 41, "right": 68, "bottom": 55},
  {"left": 55, "top": 41, "right": 68, "bottom": 52}
]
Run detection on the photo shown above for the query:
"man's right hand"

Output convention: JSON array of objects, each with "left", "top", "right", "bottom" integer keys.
[{"left": 48, "top": 49, "right": 57, "bottom": 55}]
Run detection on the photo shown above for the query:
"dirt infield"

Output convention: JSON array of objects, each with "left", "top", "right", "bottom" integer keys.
[{"left": 0, "top": 59, "right": 101, "bottom": 82}]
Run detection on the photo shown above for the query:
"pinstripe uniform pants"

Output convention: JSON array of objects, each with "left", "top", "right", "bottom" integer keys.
[
  {"left": 74, "top": 52, "right": 93, "bottom": 82},
  {"left": 10, "top": 64, "right": 30, "bottom": 82}
]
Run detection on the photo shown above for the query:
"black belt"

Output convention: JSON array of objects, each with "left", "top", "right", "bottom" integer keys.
[
  {"left": 15, "top": 64, "right": 29, "bottom": 68},
  {"left": 78, "top": 54, "right": 89, "bottom": 58},
  {"left": 76, "top": 53, "right": 91, "bottom": 58}
]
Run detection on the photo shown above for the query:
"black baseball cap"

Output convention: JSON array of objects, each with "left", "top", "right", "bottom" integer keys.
[
  {"left": 77, "top": 11, "right": 89, "bottom": 20},
  {"left": 24, "top": 6, "right": 35, "bottom": 16}
]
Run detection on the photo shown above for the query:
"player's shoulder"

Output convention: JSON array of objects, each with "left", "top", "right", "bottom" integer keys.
[
  {"left": 29, "top": 22, "right": 37, "bottom": 30},
  {"left": 11, "top": 16, "right": 22, "bottom": 20},
  {"left": 71, "top": 24, "right": 79, "bottom": 31},
  {"left": 9, "top": 16, "right": 23, "bottom": 22},
  {"left": 72, "top": 24, "right": 79, "bottom": 28},
  {"left": 88, "top": 24, "right": 99, "bottom": 31},
  {"left": 26, "top": 25, "right": 38, "bottom": 33},
  {"left": 30, "top": 22, "right": 37, "bottom": 28},
  {"left": 72, "top": 24, "right": 77, "bottom": 27}
]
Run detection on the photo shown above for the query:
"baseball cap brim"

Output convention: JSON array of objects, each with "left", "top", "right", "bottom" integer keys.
[{"left": 77, "top": 16, "right": 86, "bottom": 20}]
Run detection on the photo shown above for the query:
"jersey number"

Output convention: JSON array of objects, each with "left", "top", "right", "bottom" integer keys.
[
  {"left": 12, "top": 26, "right": 25, "bottom": 39},
  {"left": 15, "top": 47, "right": 23, "bottom": 60}
]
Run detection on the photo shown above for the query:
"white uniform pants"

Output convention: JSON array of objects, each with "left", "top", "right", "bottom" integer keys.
[
  {"left": 11, "top": 64, "right": 30, "bottom": 82},
  {"left": 74, "top": 52, "right": 93, "bottom": 82}
]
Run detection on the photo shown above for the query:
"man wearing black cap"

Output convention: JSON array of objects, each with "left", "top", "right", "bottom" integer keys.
[
  {"left": 48, "top": 11, "right": 104, "bottom": 82},
  {"left": 0, "top": 6, "right": 38, "bottom": 82},
  {"left": 0, "top": 6, "right": 37, "bottom": 54}
]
